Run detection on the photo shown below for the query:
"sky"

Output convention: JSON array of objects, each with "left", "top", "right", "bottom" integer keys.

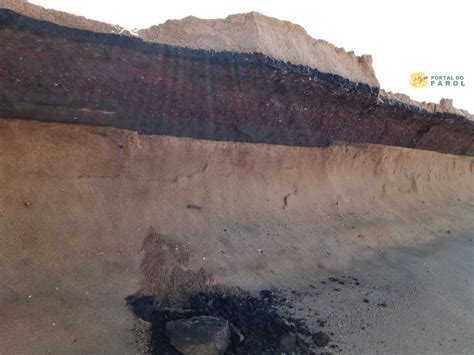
[{"left": 30, "top": 0, "right": 473, "bottom": 113}]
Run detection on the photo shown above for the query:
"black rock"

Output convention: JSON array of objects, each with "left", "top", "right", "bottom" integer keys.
[
  {"left": 127, "top": 290, "right": 313, "bottom": 353},
  {"left": 165, "top": 316, "right": 230, "bottom": 355},
  {"left": 313, "top": 331, "right": 330, "bottom": 347}
]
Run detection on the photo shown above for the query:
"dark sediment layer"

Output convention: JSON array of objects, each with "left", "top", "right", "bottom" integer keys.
[{"left": 1, "top": 9, "right": 473, "bottom": 156}]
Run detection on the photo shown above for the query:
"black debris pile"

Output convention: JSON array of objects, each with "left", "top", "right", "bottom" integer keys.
[{"left": 127, "top": 289, "right": 329, "bottom": 354}]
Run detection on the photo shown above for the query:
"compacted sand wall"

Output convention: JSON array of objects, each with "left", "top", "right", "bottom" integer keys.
[{"left": 1, "top": 119, "right": 472, "bottom": 295}]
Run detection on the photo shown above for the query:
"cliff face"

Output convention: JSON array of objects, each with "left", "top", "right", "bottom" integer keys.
[
  {"left": 0, "top": 8, "right": 473, "bottom": 155},
  {"left": 0, "top": 4, "right": 473, "bottom": 354}
]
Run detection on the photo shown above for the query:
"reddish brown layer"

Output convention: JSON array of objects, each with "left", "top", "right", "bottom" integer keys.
[{"left": 0, "top": 9, "right": 473, "bottom": 155}]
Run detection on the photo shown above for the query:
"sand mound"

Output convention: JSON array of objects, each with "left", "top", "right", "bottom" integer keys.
[{"left": 138, "top": 12, "right": 379, "bottom": 88}]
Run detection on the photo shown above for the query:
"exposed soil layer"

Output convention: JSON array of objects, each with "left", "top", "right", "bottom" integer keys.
[
  {"left": 0, "top": 118, "right": 472, "bottom": 353},
  {"left": 1, "top": 9, "right": 473, "bottom": 156}
]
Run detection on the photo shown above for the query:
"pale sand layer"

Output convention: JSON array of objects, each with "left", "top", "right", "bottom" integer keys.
[
  {"left": 1, "top": 119, "right": 473, "bottom": 350},
  {"left": 0, "top": 119, "right": 473, "bottom": 351},
  {"left": 138, "top": 12, "right": 379, "bottom": 88},
  {"left": 380, "top": 90, "right": 474, "bottom": 121},
  {"left": 1, "top": 119, "right": 472, "bottom": 286}
]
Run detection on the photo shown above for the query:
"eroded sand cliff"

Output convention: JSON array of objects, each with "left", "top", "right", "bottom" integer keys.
[{"left": 0, "top": 2, "right": 473, "bottom": 353}]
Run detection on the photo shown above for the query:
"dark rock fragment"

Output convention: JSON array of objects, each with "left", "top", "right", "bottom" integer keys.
[
  {"left": 313, "top": 331, "right": 331, "bottom": 347},
  {"left": 165, "top": 316, "right": 230, "bottom": 355}
]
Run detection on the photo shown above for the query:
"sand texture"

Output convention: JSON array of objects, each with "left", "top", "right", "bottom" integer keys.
[{"left": 0, "top": 119, "right": 473, "bottom": 352}]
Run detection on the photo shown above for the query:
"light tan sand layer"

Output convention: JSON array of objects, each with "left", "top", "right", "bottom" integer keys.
[
  {"left": 380, "top": 90, "right": 474, "bottom": 121},
  {"left": 1, "top": 118, "right": 472, "bottom": 284},
  {"left": 138, "top": 12, "right": 379, "bottom": 88},
  {"left": 0, "top": 118, "right": 472, "bottom": 351}
]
